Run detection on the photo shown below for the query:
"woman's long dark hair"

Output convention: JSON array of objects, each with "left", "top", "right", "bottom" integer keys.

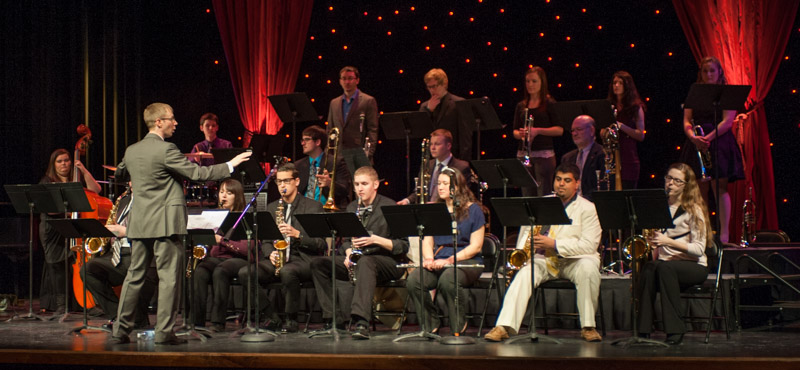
[
  {"left": 219, "top": 178, "right": 245, "bottom": 212},
  {"left": 522, "top": 66, "right": 552, "bottom": 110},
  {"left": 438, "top": 168, "right": 476, "bottom": 221},
  {"left": 44, "top": 148, "right": 73, "bottom": 183},
  {"left": 607, "top": 70, "right": 645, "bottom": 112}
]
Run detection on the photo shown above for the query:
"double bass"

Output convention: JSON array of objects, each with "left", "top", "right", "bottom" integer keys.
[{"left": 70, "top": 124, "right": 113, "bottom": 309}]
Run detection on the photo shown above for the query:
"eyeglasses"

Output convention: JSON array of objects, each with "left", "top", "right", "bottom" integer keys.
[
  {"left": 664, "top": 175, "right": 686, "bottom": 186},
  {"left": 158, "top": 117, "right": 176, "bottom": 122},
  {"left": 275, "top": 178, "right": 296, "bottom": 185}
]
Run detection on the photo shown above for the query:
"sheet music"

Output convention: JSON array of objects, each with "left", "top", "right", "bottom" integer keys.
[{"left": 188, "top": 209, "right": 229, "bottom": 232}]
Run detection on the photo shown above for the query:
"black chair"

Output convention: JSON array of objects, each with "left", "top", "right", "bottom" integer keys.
[
  {"left": 474, "top": 233, "right": 503, "bottom": 337},
  {"left": 680, "top": 240, "right": 731, "bottom": 343},
  {"left": 535, "top": 278, "right": 607, "bottom": 336},
  {"left": 371, "top": 277, "right": 408, "bottom": 334},
  {"left": 753, "top": 230, "right": 790, "bottom": 243}
]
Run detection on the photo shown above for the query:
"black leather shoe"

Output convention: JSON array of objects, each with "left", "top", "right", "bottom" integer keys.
[
  {"left": 665, "top": 333, "right": 684, "bottom": 345},
  {"left": 281, "top": 319, "right": 299, "bottom": 334},
  {"left": 311, "top": 321, "right": 345, "bottom": 334},
  {"left": 110, "top": 335, "right": 130, "bottom": 344},
  {"left": 351, "top": 322, "right": 370, "bottom": 340},
  {"left": 155, "top": 336, "right": 188, "bottom": 345}
]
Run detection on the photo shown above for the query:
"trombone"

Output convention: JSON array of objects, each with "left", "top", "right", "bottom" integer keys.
[{"left": 322, "top": 127, "right": 341, "bottom": 212}]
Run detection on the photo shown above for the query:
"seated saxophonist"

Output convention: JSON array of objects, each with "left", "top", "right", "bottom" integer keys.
[
  {"left": 82, "top": 183, "right": 157, "bottom": 330},
  {"left": 236, "top": 163, "right": 326, "bottom": 333},
  {"left": 484, "top": 163, "right": 603, "bottom": 342},
  {"left": 310, "top": 166, "right": 409, "bottom": 340}
]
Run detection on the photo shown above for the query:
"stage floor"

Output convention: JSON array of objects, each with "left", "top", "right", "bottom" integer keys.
[{"left": 1, "top": 308, "right": 799, "bottom": 370}]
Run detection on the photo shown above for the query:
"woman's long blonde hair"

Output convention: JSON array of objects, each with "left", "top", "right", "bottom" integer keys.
[{"left": 669, "top": 163, "right": 713, "bottom": 246}]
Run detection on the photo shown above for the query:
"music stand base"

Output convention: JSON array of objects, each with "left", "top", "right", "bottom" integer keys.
[
  {"left": 53, "top": 313, "right": 71, "bottom": 323},
  {"left": 393, "top": 330, "right": 440, "bottom": 342},
  {"left": 439, "top": 334, "right": 476, "bottom": 345},
  {"left": 67, "top": 324, "right": 111, "bottom": 335},
  {"left": 611, "top": 336, "right": 670, "bottom": 348},
  {"left": 505, "top": 332, "right": 562, "bottom": 344},
  {"left": 241, "top": 331, "right": 276, "bottom": 342},
  {"left": 8, "top": 312, "right": 46, "bottom": 322},
  {"left": 177, "top": 329, "right": 209, "bottom": 343},
  {"left": 308, "top": 328, "right": 347, "bottom": 340}
]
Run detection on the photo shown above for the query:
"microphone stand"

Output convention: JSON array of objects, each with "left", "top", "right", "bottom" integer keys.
[{"left": 440, "top": 188, "right": 476, "bottom": 345}]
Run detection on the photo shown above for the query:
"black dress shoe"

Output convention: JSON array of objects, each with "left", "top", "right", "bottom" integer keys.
[
  {"left": 281, "top": 319, "right": 299, "bottom": 334},
  {"left": 110, "top": 335, "right": 130, "bottom": 344},
  {"left": 155, "top": 336, "right": 188, "bottom": 345},
  {"left": 351, "top": 322, "right": 370, "bottom": 340},
  {"left": 665, "top": 333, "right": 684, "bottom": 345},
  {"left": 210, "top": 323, "right": 226, "bottom": 333},
  {"left": 638, "top": 333, "right": 651, "bottom": 339}
]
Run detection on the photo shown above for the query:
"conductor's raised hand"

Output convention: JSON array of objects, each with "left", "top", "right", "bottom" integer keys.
[{"left": 229, "top": 151, "right": 253, "bottom": 168}]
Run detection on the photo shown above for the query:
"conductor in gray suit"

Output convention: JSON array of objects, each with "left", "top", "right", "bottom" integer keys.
[{"left": 111, "top": 102, "right": 251, "bottom": 345}]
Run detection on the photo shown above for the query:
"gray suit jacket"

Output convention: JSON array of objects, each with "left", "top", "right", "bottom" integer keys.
[
  {"left": 327, "top": 90, "right": 379, "bottom": 157},
  {"left": 118, "top": 133, "right": 231, "bottom": 238},
  {"left": 420, "top": 92, "right": 470, "bottom": 159}
]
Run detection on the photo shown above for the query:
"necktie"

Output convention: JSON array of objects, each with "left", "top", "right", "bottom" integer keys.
[
  {"left": 306, "top": 159, "right": 318, "bottom": 200},
  {"left": 578, "top": 148, "right": 587, "bottom": 175},
  {"left": 429, "top": 163, "right": 444, "bottom": 202}
]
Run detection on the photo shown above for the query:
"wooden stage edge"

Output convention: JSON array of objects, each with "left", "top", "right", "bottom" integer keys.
[{"left": 2, "top": 350, "right": 800, "bottom": 370}]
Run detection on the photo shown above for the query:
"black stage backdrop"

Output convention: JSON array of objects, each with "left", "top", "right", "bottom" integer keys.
[{"left": 2, "top": 0, "right": 799, "bottom": 243}]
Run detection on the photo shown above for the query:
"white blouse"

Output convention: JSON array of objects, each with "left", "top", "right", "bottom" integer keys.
[{"left": 656, "top": 204, "right": 708, "bottom": 267}]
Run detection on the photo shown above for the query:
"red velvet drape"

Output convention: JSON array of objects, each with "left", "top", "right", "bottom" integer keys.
[
  {"left": 213, "top": 0, "right": 313, "bottom": 145},
  {"left": 672, "top": 0, "right": 798, "bottom": 242}
]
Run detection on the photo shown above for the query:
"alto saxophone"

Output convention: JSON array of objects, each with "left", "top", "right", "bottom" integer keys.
[
  {"left": 274, "top": 189, "right": 288, "bottom": 276},
  {"left": 85, "top": 188, "right": 130, "bottom": 256},
  {"left": 506, "top": 225, "right": 542, "bottom": 284}
]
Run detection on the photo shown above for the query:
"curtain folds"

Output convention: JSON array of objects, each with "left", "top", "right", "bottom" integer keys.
[
  {"left": 212, "top": 0, "right": 313, "bottom": 145},
  {"left": 672, "top": 0, "right": 799, "bottom": 240}
]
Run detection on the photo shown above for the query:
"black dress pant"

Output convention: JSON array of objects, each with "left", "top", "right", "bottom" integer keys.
[
  {"left": 638, "top": 260, "right": 708, "bottom": 334},
  {"left": 311, "top": 254, "right": 403, "bottom": 323},
  {"left": 82, "top": 249, "right": 156, "bottom": 326}
]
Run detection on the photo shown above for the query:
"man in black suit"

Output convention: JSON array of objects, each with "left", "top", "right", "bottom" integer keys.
[
  {"left": 294, "top": 125, "right": 351, "bottom": 210},
  {"left": 419, "top": 68, "right": 471, "bottom": 160},
  {"left": 327, "top": 66, "right": 379, "bottom": 162},
  {"left": 237, "top": 163, "right": 327, "bottom": 333},
  {"left": 561, "top": 115, "right": 607, "bottom": 201},
  {"left": 310, "top": 166, "right": 409, "bottom": 340},
  {"left": 398, "top": 128, "right": 471, "bottom": 205}
]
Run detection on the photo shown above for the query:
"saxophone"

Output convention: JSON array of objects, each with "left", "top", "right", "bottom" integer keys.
[
  {"left": 506, "top": 225, "right": 542, "bottom": 283},
  {"left": 85, "top": 188, "right": 129, "bottom": 255},
  {"left": 274, "top": 189, "right": 288, "bottom": 276}
]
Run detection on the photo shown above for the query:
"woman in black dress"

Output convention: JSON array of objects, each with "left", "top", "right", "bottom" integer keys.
[{"left": 680, "top": 56, "right": 744, "bottom": 243}]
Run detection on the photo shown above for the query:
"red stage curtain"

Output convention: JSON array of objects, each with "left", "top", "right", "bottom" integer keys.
[
  {"left": 672, "top": 0, "right": 798, "bottom": 241},
  {"left": 212, "top": 0, "right": 313, "bottom": 145}
]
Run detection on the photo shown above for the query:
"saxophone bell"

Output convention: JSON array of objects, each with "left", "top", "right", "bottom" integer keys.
[
  {"left": 506, "top": 225, "right": 541, "bottom": 285},
  {"left": 274, "top": 189, "right": 289, "bottom": 275}
]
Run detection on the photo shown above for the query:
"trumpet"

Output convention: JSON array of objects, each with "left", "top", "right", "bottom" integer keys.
[
  {"left": 323, "top": 127, "right": 340, "bottom": 212},
  {"left": 506, "top": 225, "right": 541, "bottom": 284},
  {"left": 274, "top": 189, "right": 288, "bottom": 276},
  {"left": 740, "top": 186, "right": 756, "bottom": 248},
  {"left": 693, "top": 124, "right": 713, "bottom": 182},
  {"left": 187, "top": 244, "right": 208, "bottom": 278},
  {"left": 518, "top": 108, "right": 534, "bottom": 167}
]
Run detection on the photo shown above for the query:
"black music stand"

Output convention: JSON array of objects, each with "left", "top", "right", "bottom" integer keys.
[
  {"left": 40, "top": 182, "right": 94, "bottom": 323},
  {"left": 491, "top": 196, "right": 571, "bottom": 344},
  {"left": 381, "top": 203, "right": 451, "bottom": 342},
  {"left": 594, "top": 189, "right": 673, "bottom": 348},
  {"left": 295, "top": 212, "right": 369, "bottom": 341},
  {"left": 177, "top": 227, "right": 219, "bottom": 343},
  {"left": 211, "top": 148, "right": 264, "bottom": 185},
  {"left": 455, "top": 97, "right": 504, "bottom": 160},
  {"left": 268, "top": 92, "right": 319, "bottom": 161},
  {"left": 47, "top": 218, "right": 116, "bottom": 335},
  {"left": 550, "top": 99, "right": 617, "bottom": 132},
  {"left": 221, "top": 210, "right": 281, "bottom": 342},
  {"left": 683, "top": 83, "right": 751, "bottom": 240},
  {"left": 380, "top": 111, "right": 435, "bottom": 195},
  {"left": 471, "top": 158, "right": 537, "bottom": 290},
  {"left": 4, "top": 184, "right": 52, "bottom": 322}
]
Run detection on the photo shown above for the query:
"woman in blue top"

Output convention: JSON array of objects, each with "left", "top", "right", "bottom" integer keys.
[{"left": 406, "top": 168, "right": 485, "bottom": 335}]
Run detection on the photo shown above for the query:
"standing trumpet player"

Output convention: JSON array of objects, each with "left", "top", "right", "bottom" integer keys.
[
  {"left": 638, "top": 163, "right": 712, "bottom": 345},
  {"left": 237, "top": 163, "right": 326, "bottom": 333}
]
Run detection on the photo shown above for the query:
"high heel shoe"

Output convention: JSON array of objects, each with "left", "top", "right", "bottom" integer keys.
[{"left": 665, "top": 333, "right": 684, "bottom": 345}]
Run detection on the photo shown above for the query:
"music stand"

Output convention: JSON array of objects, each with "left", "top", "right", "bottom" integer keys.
[
  {"left": 381, "top": 203, "right": 451, "bottom": 342},
  {"left": 220, "top": 211, "right": 281, "bottom": 342},
  {"left": 211, "top": 148, "right": 264, "bottom": 185},
  {"left": 380, "top": 111, "right": 435, "bottom": 195},
  {"left": 4, "top": 184, "right": 52, "bottom": 321},
  {"left": 47, "top": 218, "right": 116, "bottom": 334},
  {"left": 295, "top": 212, "right": 369, "bottom": 341},
  {"left": 471, "top": 158, "right": 537, "bottom": 289},
  {"left": 40, "top": 182, "right": 94, "bottom": 322},
  {"left": 177, "top": 227, "right": 219, "bottom": 343},
  {"left": 268, "top": 92, "right": 319, "bottom": 160},
  {"left": 593, "top": 189, "right": 673, "bottom": 348},
  {"left": 491, "top": 196, "right": 571, "bottom": 344},
  {"left": 683, "top": 83, "right": 751, "bottom": 241},
  {"left": 455, "top": 97, "right": 504, "bottom": 160}
]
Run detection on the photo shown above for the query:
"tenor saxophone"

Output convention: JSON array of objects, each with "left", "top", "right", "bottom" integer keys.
[
  {"left": 85, "top": 188, "right": 130, "bottom": 256},
  {"left": 506, "top": 225, "right": 542, "bottom": 284}
]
